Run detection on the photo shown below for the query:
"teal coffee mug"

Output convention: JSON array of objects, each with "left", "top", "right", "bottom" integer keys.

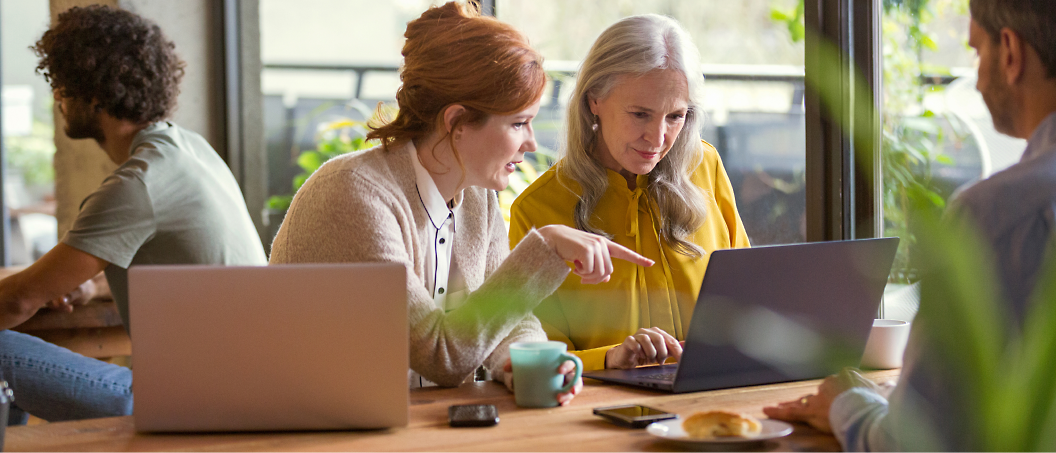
[{"left": 509, "top": 341, "right": 583, "bottom": 408}]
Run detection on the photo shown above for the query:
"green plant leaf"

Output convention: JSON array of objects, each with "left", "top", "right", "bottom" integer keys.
[
  {"left": 265, "top": 195, "right": 292, "bottom": 211},
  {"left": 293, "top": 173, "right": 309, "bottom": 191},
  {"left": 920, "top": 34, "right": 939, "bottom": 51},
  {"left": 297, "top": 151, "right": 325, "bottom": 173},
  {"left": 1015, "top": 256, "right": 1056, "bottom": 449},
  {"left": 789, "top": 22, "right": 805, "bottom": 42}
]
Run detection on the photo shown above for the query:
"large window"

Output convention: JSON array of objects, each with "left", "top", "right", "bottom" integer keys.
[
  {"left": 0, "top": 0, "right": 57, "bottom": 265},
  {"left": 878, "top": 0, "right": 1017, "bottom": 320},
  {"left": 259, "top": 0, "right": 444, "bottom": 250},
  {"left": 258, "top": 0, "right": 990, "bottom": 322},
  {"left": 258, "top": 0, "right": 806, "bottom": 249}
]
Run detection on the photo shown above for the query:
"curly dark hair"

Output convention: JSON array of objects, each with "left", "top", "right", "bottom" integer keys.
[{"left": 33, "top": 5, "right": 186, "bottom": 123}]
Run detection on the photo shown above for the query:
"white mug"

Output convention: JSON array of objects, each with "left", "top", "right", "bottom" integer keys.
[{"left": 860, "top": 319, "right": 911, "bottom": 369}]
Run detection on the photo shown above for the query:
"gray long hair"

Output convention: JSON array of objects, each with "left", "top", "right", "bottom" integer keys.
[{"left": 560, "top": 14, "right": 709, "bottom": 258}]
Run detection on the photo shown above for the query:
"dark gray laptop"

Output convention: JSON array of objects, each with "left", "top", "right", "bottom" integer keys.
[{"left": 583, "top": 238, "right": 899, "bottom": 393}]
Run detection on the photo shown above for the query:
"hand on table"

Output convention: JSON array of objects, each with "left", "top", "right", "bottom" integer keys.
[
  {"left": 501, "top": 357, "right": 583, "bottom": 406},
  {"left": 537, "top": 225, "right": 653, "bottom": 284},
  {"left": 762, "top": 367, "right": 882, "bottom": 433},
  {"left": 605, "top": 327, "right": 683, "bottom": 369},
  {"left": 45, "top": 277, "right": 97, "bottom": 313}
]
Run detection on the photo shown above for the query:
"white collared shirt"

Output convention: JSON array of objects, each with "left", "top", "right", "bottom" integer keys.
[
  {"left": 410, "top": 146, "right": 462, "bottom": 310},
  {"left": 410, "top": 145, "right": 476, "bottom": 388}
]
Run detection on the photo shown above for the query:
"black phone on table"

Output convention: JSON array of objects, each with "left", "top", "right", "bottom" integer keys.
[
  {"left": 448, "top": 404, "right": 499, "bottom": 427},
  {"left": 593, "top": 404, "right": 677, "bottom": 428}
]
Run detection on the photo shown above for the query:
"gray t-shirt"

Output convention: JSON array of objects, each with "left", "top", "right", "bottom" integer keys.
[{"left": 62, "top": 122, "right": 267, "bottom": 328}]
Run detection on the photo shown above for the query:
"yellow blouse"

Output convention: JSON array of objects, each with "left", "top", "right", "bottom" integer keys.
[{"left": 509, "top": 141, "right": 751, "bottom": 371}]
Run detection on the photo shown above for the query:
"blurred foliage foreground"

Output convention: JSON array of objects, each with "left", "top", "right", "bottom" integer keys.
[
  {"left": 775, "top": 0, "right": 970, "bottom": 281},
  {"left": 910, "top": 197, "right": 1056, "bottom": 451},
  {"left": 786, "top": 2, "right": 1056, "bottom": 447}
]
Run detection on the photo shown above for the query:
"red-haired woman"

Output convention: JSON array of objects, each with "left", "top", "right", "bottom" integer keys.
[{"left": 269, "top": 2, "right": 650, "bottom": 405}]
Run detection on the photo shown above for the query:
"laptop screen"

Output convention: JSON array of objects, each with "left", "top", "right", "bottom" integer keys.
[{"left": 673, "top": 238, "right": 898, "bottom": 392}]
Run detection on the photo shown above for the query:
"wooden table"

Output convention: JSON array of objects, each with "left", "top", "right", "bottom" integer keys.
[
  {"left": 0, "top": 266, "right": 130, "bottom": 360},
  {"left": 6, "top": 370, "right": 899, "bottom": 452}
]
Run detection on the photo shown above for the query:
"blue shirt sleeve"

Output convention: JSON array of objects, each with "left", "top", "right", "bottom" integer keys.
[{"left": 830, "top": 387, "right": 891, "bottom": 451}]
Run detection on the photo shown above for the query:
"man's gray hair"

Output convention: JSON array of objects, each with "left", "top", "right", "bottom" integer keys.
[{"left": 970, "top": 0, "right": 1056, "bottom": 78}]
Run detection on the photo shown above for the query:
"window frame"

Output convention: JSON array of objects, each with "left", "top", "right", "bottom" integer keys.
[
  {"left": 804, "top": 0, "right": 882, "bottom": 244},
  {"left": 221, "top": 0, "right": 269, "bottom": 245},
  {"left": 0, "top": 1, "right": 884, "bottom": 264}
]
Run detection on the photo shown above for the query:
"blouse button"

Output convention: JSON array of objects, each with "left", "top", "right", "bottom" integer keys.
[
  {"left": 438, "top": 287, "right": 445, "bottom": 294},
  {"left": 439, "top": 238, "right": 446, "bottom": 245}
]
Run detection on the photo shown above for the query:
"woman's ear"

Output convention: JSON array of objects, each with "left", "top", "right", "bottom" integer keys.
[
  {"left": 588, "top": 96, "right": 600, "bottom": 116},
  {"left": 442, "top": 104, "right": 467, "bottom": 135}
]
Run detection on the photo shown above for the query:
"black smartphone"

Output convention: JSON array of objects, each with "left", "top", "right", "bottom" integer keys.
[
  {"left": 593, "top": 404, "right": 677, "bottom": 428},
  {"left": 448, "top": 404, "right": 499, "bottom": 427}
]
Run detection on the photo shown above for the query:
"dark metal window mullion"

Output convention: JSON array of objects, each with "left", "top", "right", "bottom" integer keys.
[
  {"left": 805, "top": 0, "right": 851, "bottom": 243},
  {"left": 804, "top": 0, "right": 881, "bottom": 243},
  {"left": 850, "top": 0, "right": 882, "bottom": 242},
  {"left": 805, "top": 0, "right": 884, "bottom": 318},
  {"left": 221, "top": 0, "right": 268, "bottom": 246}
]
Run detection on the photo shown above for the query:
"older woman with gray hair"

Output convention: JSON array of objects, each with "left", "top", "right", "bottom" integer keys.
[{"left": 509, "top": 14, "right": 750, "bottom": 371}]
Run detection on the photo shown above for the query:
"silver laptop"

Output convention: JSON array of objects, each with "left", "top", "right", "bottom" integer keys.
[
  {"left": 129, "top": 263, "right": 408, "bottom": 432},
  {"left": 583, "top": 238, "right": 899, "bottom": 393}
]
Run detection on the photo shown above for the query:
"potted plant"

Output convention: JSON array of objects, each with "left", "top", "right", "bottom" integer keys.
[{"left": 263, "top": 118, "right": 376, "bottom": 247}]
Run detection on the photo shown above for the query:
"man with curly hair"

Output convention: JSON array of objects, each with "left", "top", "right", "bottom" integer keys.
[{"left": 0, "top": 5, "right": 266, "bottom": 422}]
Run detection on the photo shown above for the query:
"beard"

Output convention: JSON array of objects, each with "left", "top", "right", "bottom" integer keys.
[
  {"left": 61, "top": 98, "right": 105, "bottom": 143},
  {"left": 981, "top": 53, "right": 1016, "bottom": 136}
]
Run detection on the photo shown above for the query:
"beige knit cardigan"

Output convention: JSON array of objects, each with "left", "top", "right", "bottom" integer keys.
[{"left": 269, "top": 141, "right": 570, "bottom": 386}]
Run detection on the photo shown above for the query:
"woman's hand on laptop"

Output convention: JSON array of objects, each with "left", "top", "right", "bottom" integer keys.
[
  {"left": 501, "top": 358, "right": 584, "bottom": 406},
  {"left": 605, "top": 327, "right": 683, "bottom": 369},
  {"left": 537, "top": 225, "right": 654, "bottom": 284}
]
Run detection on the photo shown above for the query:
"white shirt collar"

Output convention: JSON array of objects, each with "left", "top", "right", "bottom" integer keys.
[{"left": 409, "top": 143, "right": 460, "bottom": 229}]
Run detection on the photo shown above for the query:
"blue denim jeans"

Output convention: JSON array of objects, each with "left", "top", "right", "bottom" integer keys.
[{"left": 0, "top": 330, "right": 132, "bottom": 422}]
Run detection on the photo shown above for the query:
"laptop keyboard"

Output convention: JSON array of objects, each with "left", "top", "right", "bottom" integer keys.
[{"left": 640, "top": 372, "right": 677, "bottom": 382}]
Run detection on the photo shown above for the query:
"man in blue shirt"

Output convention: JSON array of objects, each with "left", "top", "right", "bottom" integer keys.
[{"left": 764, "top": 0, "right": 1056, "bottom": 450}]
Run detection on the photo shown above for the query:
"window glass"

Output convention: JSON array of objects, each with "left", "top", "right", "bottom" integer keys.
[
  {"left": 259, "top": 0, "right": 443, "bottom": 248},
  {"left": 498, "top": 0, "right": 807, "bottom": 246},
  {"left": 1, "top": 0, "right": 58, "bottom": 264},
  {"left": 260, "top": 0, "right": 806, "bottom": 249},
  {"left": 879, "top": 0, "right": 1007, "bottom": 320}
]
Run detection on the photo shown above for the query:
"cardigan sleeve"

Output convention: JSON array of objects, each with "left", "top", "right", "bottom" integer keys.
[
  {"left": 271, "top": 168, "right": 569, "bottom": 387},
  {"left": 481, "top": 189, "right": 550, "bottom": 382}
]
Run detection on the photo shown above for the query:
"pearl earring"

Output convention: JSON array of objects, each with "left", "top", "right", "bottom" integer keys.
[{"left": 591, "top": 115, "right": 599, "bottom": 132}]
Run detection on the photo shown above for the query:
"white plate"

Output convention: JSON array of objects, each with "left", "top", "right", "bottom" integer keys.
[{"left": 646, "top": 418, "right": 794, "bottom": 446}]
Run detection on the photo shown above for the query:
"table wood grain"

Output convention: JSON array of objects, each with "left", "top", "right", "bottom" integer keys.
[
  {"left": 2, "top": 265, "right": 131, "bottom": 359},
  {"left": 6, "top": 369, "right": 899, "bottom": 452}
]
